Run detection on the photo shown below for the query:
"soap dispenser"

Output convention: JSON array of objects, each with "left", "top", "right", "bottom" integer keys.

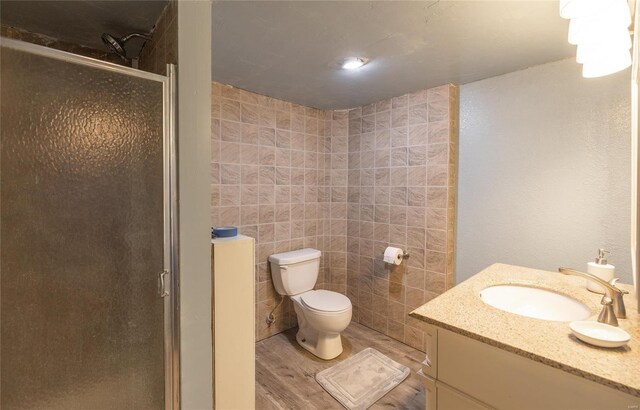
[{"left": 586, "top": 249, "right": 615, "bottom": 294}]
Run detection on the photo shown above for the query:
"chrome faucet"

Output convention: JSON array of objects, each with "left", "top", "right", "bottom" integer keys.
[{"left": 558, "top": 267, "right": 628, "bottom": 326}]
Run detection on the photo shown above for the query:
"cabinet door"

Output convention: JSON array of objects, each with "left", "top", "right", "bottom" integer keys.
[
  {"left": 419, "top": 370, "right": 490, "bottom": 410},
  {"left": 438, "top": 329, "right": 639, "bottom": 410},
  {"left": 420, "top": 371, "right": 437, "bottom": 410},
  {"left": 438, "top": 383, "right": 490, "bottom": 410}
]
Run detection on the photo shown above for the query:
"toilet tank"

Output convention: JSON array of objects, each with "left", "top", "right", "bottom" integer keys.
[{"left": 268, "top": 248, "right": 321, "bottom": 296}]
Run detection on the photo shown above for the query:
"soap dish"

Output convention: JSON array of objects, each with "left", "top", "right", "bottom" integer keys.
[{"left": 569, "top": 321, "right": 630, "bottom": 348}]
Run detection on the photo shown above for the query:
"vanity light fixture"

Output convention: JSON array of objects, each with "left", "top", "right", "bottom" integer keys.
[
  {"left": 560, "top": 0, "right": 633, "bottom": 78},
  {"left": 340, "top": 57, "right": 368, "bottom": 70}
]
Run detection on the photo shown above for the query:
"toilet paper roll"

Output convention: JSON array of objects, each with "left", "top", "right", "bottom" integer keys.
[{"left": 383, "top": 247, "right": 404, "bottom": 265}]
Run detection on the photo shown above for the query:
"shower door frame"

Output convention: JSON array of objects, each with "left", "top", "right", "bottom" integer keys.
[{"left": 0, "top": 37, "right": 180, "bottom": 410}]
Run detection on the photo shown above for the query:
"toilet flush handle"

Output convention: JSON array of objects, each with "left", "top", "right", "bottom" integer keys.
[{"left": 281, "top": 265, "right": 288, "bottom": 271}]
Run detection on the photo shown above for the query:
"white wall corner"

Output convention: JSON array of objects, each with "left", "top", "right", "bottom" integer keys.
[{"left": 177, "top": 0, "right": 213, "bottom": 408}]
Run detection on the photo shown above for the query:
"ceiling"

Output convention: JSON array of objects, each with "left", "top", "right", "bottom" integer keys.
[
  {"left": 1, "top": 1, "right": 576, "bottom": 110},
  {"left": 212, "top": 1, "right": 575, "bottom": 109},
  {"left": 0, "top": 1, "right": 167, "bottom": 57}
]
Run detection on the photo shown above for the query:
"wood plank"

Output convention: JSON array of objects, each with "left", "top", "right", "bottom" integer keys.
[{"left": 256, "top": 322, "right": 426, "bottom": 409}]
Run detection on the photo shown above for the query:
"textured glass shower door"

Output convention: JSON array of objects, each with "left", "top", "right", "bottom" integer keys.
[{"left": 1, "top": 40, "right": 175, "bottom": 410}]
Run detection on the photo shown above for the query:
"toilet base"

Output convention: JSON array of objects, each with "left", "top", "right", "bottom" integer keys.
[
  {"left": 296, "top": 328, "right": 343, "bottom": 360},
  {"left": 290, "top": 293, "right": 352, "bottom": 360}
]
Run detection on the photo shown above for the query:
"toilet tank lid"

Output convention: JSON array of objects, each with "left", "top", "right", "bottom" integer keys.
[{"left": 269, "top": 248, "right": 321, "bottom": 265}]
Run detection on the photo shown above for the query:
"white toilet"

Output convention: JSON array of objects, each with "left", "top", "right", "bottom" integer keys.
[{"left": 269, "top": 248, "right": 352, "bottom": 360}]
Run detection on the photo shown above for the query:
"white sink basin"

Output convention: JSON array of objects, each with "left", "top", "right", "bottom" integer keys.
[{"left": 479, "top": 285, "right": 591, "bottom": 322}]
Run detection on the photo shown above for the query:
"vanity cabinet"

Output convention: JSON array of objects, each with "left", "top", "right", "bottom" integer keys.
[{"left": 418, "top": 324, "right": 639, "bottom": 410}]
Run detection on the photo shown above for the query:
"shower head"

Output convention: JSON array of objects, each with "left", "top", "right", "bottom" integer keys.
[
  {"left": 101, "top": 33, "right": 126, "bottom": 60},
  {"left": 101, "top": 32, "right": 152, "bottom": 61}
]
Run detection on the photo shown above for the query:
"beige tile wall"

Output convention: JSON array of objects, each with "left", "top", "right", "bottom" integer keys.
[
  {"left": 138, "top": 0, "right": 177, "bottom": 75},
  {"left": 337, "top": 84, "right": 459, "bottom": 352},
  {"left": 325, "top": 111, "right": 350, "bottom": 295},
  {"left": 210, "top": 82, "right": 331, "bottom": 341},
  {"left": 211, "top": 82, "right": 458, "bottom": 348}
]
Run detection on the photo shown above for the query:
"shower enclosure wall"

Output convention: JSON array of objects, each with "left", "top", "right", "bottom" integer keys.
[{"left": 0, "top": 38, "right": 179, "bottom": 410}]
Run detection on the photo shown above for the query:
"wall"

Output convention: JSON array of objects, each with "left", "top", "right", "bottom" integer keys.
[
  {"left": 211, "top": 82, "right": 459, "bottom": 351},
  {"left": 457, "top": 58, "right": 631, "bottom": 284},
  {"left": 210, "top": 82, "right": 331, "bottom": 341},
  {"left": 633, "top": 2, "right": 639, "bottom": 310},
  {"left": 138, "top": 1, "right": 177, "bottom": 76},
  {"left": 139, "top": 1, "right": 217, "bottom": 406},
  {"left": 177, "top": 1, "right": 213, "bottom": 409},
  {"left": 342, "top": 85, "right": 459, "bottom": 352},
  {"left": 325, "top": 110, "right": 350, "bottom": 296},
  {"left": 138, "top": 1, "right": 215, "bottom": 407},
  {"left": 211, "top": 83, "right": 459, "bottom": 351}
]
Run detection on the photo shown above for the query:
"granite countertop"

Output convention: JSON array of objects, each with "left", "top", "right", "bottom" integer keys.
[{"left": 409, "top": 263, "right": 640, "bottom": 398}]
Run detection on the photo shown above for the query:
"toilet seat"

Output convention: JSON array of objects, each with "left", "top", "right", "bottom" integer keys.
[{"left": 298, "top": 290, "right": 351, "bottom": 313}]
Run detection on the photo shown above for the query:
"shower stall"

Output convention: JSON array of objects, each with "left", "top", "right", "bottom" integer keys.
[{"left": 0, "top": 38, "right": 179, "bottom": 409}]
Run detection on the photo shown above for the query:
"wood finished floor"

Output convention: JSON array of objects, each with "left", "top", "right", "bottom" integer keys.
[{"left": 256, "top": 322, "right": 426, "bottom": 410}]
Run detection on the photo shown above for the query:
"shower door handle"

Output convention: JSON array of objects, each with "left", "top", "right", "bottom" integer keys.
[{"left": 158, "top": 270, "right": 169, "bottom": 297}]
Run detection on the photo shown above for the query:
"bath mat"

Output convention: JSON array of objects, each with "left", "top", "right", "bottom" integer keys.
[{"left": 315, "top": 348, "right": 410, "bottom": 410}]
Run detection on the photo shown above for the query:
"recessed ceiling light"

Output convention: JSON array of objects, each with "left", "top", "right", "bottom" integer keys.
[{"left": 341, "top": 57, "right": 367, "bottom": 70}]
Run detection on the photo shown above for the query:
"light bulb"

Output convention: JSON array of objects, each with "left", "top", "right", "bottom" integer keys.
[
  {"left": 567, "top": 1, "right": 632, "bottom": 45},
  {"left": 560, "top": 0, "right": 608, "bottom": 19},
  {"left": 562, "top": 0, "right": 633, "bottom": 78},
  {"left": 575, "top": 26, "right": 632, "bottom": 64},
  {"left": 577, "top": 39, "right": 631, "bottom": 64},
  {"left": 582, "top": 49, "right": 632, "bottom": 78},
  {"left": 341, "top": 58, "right": 366, "bottom": 70}
]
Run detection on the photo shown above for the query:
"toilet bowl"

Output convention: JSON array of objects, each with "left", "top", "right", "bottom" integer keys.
[
  {"left": 269, "top": 248, "right": 352, "bottom": 360},
  {"left": 291, "top": 290, "right": 352, "bottom": 359}
]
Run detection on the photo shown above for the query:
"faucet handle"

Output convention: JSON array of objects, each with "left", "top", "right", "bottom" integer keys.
[
  {"left": 598, "top": 296, "right": 618, "bottom": 327},
  {"left": 608, "top": 278, "right": 628, "bottom": 319},
  {"left": 601, "top": 296, "right": 613, "bottom": 305}
]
